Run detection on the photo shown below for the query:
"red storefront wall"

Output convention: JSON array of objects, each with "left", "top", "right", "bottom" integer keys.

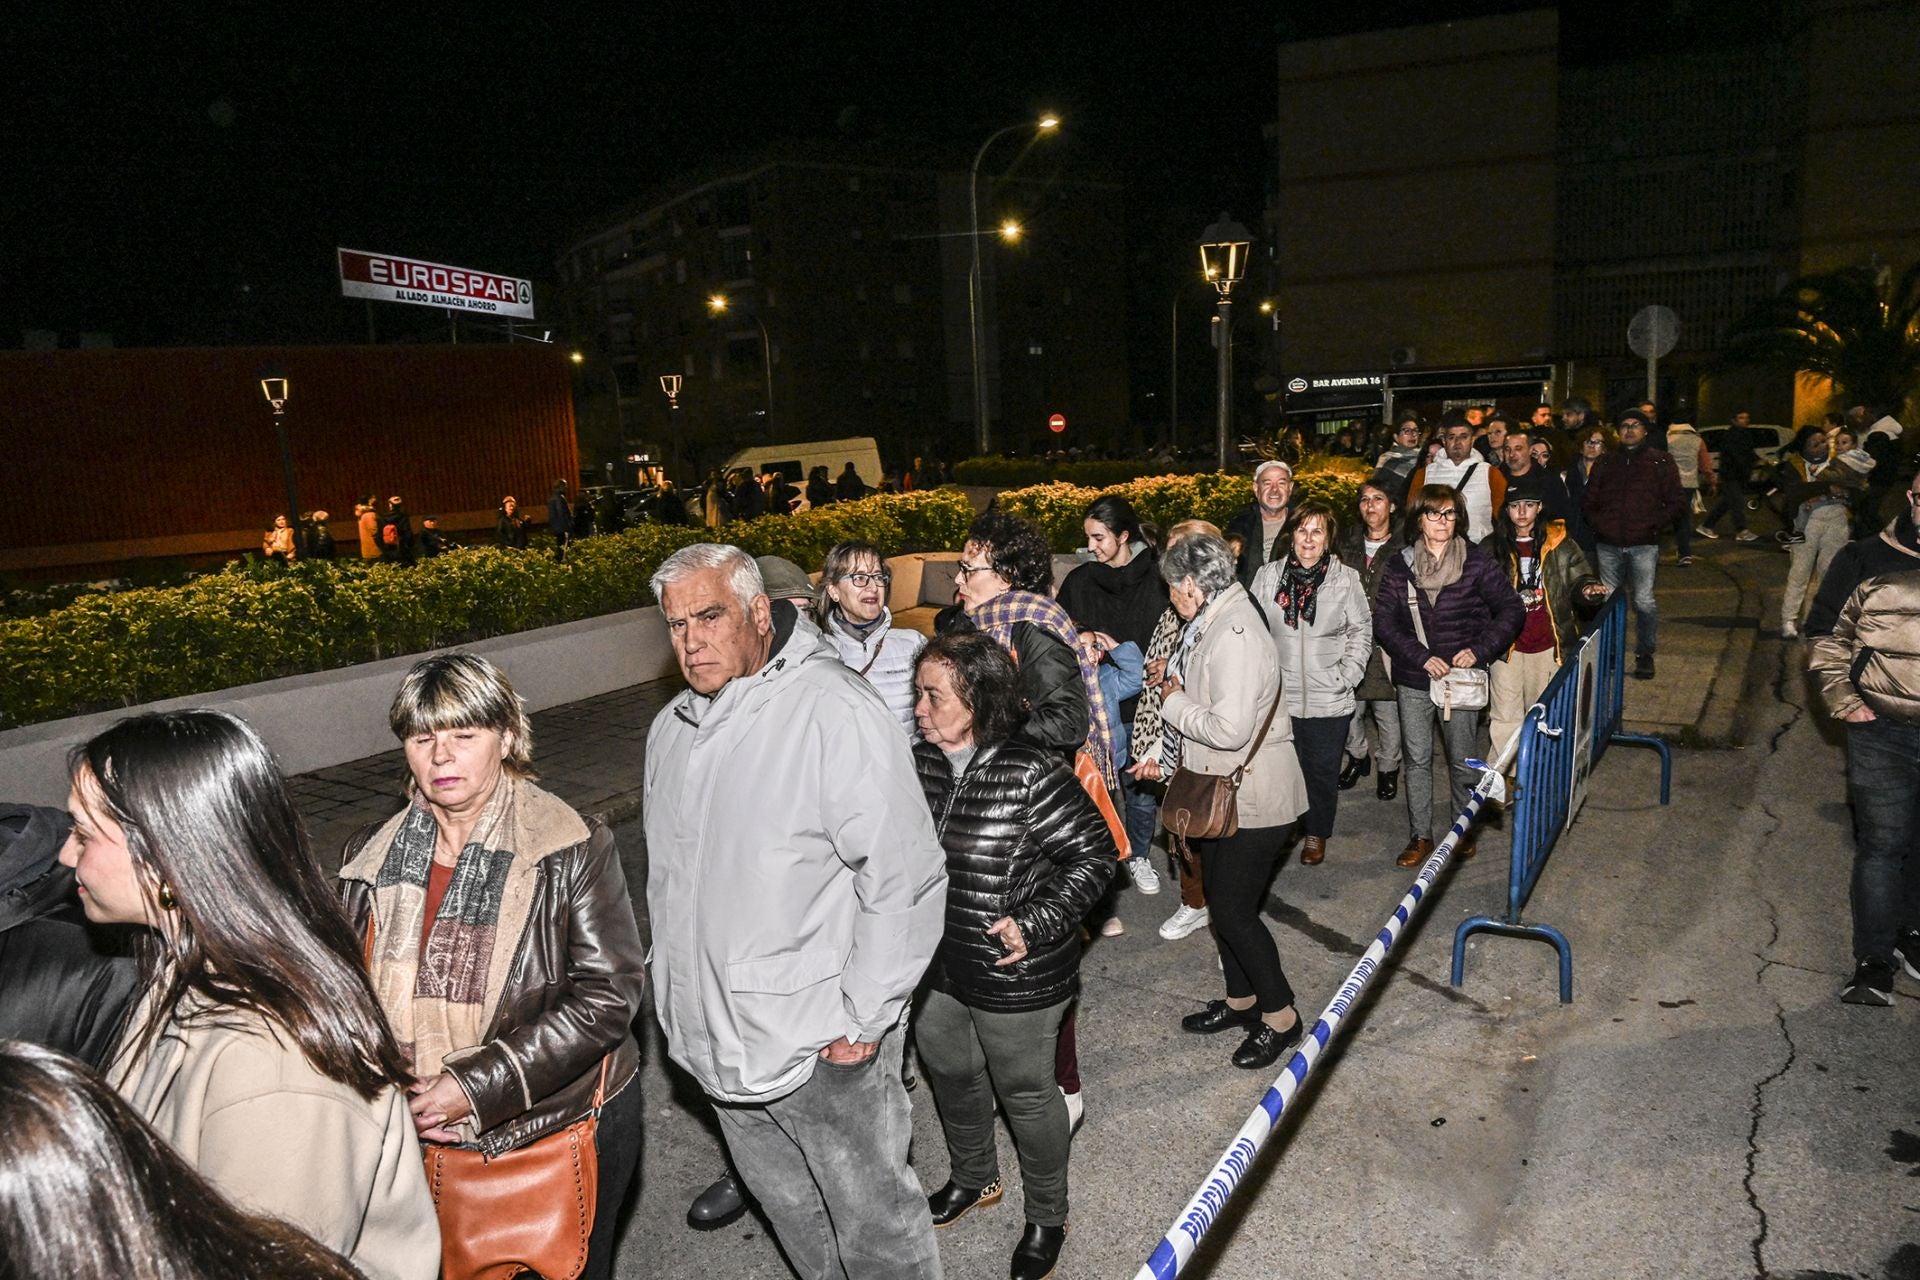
[{"left": 1, "top": 344, "right": 578, "bottom": 570}]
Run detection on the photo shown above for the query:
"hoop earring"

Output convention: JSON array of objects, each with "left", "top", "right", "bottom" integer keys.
[{"left": 157, "top": 883, "right": 178, "bottom": 911}]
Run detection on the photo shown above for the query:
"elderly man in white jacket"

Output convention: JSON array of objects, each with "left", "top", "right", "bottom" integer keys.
[{"left": 645, "top": 543, "right": 948, "bottom": 1280}]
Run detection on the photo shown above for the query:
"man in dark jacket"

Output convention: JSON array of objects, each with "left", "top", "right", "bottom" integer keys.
[
  {"left": 1500, "top": 428, "right": 1572, "bottom": 523},
  {"left": 380, "top": 495, "right": 416, "bottom": 566},
  {"left": 834, "top": 461, "right": 869, "bottom": 502},
  {"left": 1582, "top": 407, "right": 1687, "bottom": 678},
  {"left": 1225, "top": 459, "right": 1293, "bottom": 587},
  {"left": 1697, "top": 409, "right": 1762, "bottom": 541},
  {"left": 548, "top": 480, "right": 574, "bottom": 561},
  {"left": 0, "top": 803, "right": 140, "bottom": 1067}
]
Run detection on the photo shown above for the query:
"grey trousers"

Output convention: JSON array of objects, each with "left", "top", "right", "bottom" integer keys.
[
  {"left": 1345, "top": 696, "right": 1403, "bottom": 771},
  {"left": 714, "top": 1027, "right": 942, "bottom": 1280},
  {"left": 1395, "top": 686, "right": 1484, "bottom": 840},
  {"left": 915, "top": 987, "right": 1072, "bottom": 1227}
]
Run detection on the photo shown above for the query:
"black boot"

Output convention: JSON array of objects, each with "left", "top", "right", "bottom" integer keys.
[
  {"left": 687, "top": 1172, "right": 747, "bottom": 1230},
  {"left": 1376, "top": 768, "right": 1399, "bottom": 801},
  {"left": 1181, "top": 999, "right": 1255, "bottom": 1034},
  {"left": 1010, "top": 1222, "right": 1067, "bottom": 1280},
  {"left": 1337, "top": 753, "right": 1372, "bottom": 790},
  {"left": 928, "top": 1178, "right": 1003, "bottom": 1228}
]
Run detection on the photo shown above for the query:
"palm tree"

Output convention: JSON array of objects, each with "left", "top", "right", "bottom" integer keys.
[{"left": 1722, "top": 261, "right": 1920, "bottom": 418}]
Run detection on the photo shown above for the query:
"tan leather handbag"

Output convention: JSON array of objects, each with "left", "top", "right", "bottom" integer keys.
[{"left": 1160, "top": 685, "right": 1283, "bottom": 843}]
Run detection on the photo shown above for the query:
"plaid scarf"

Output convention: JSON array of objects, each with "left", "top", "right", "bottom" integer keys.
[
  {"left": 344, "top": 775, "right": 587, "bottom": 1136},
  {"left": 970, "top": 589, "right": 1117, "bottom": 790},
  {"left": 1273, "top": 554, "right": 1329, "bottom": 628},
  {"left": 1127, "top": 605, "right": 1183, "bottom": 765}
]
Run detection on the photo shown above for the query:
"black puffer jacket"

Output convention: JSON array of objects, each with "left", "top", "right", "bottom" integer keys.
[{"left": 914, "top": 740, "right": 1115, "bottom": 1013}]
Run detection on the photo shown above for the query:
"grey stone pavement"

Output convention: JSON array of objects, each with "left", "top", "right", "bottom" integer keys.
[{"left": 294, "top": 539, "right": 1920, "bottom": 1280}]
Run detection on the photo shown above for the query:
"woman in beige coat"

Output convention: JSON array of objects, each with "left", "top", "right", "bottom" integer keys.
[
  {"left": 58, "top": 709, "right": 439, "bottom": 1280},
  {"left": 1134, "top": 533, "right": 1310, "bottom": 1070}
]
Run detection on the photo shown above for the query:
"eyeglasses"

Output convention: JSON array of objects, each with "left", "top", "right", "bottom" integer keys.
[
  {"left": 839, "top": 570, "right": 892, "bottom": 589},
  {"left": 1421, "top": 510, "right": 1459, "bottom": 521},
  {"left": 955, "top": 561, "right": 994, "bottom": 579}
]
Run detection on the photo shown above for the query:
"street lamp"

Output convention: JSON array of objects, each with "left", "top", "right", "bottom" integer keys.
[
  {"left": 970, "top": 114, "right": 1059, "bottom": 455},
  {"left": 257, "top": 367, "right": 298, "bottom": 527},
  {"left": 1198, "top": 212, "right": 1252, "bottom": 471},
  {"left": 708, "top": 293, "right": 774, "bottom": 441}
]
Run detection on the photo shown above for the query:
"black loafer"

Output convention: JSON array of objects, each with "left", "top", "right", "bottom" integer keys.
[
  {"left": 687, "top": 1172, "right": 747, "bottom": 1230},
  {"left": 1376, "top": 768, "right": 1399, "bottom": 801},
  {"left": 1010, "top": 1222, "right": 1067, "bottom": 1280},
  {"left": 1231, "top": 1016, "right": 1305, "bottom": 1069},
  {"left": 1337, "top": 754, "right": 1371, "bottom": 790},
  {"left": 1180, "top": 999, "right": 1254, "bottom": 1035},
  {"left": 929, "top": 1178, "right": 1002, "bottom": 1228}
]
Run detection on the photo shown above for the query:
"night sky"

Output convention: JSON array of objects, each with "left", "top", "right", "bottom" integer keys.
[{"left": 16, "top": 1, "right": 1548, "bottom": 349}]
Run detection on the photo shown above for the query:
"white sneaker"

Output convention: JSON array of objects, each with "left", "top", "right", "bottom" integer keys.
[
  {"left": 1062, "top": 1087, "right": 1084, "bottom": 1134},
  {"left": 1127, "top": 858, "right": 1163, "bottom": 895},
  {"left": 1694, "top": 525, "right": 1718, "bottom": 540},
  {"left": 1158, "top": 904, "right": 1210, "bottom": 940},
  {"left": 1735, "top": 530, "right": 1760, "bottom": 542},
  {"left": 1099, "top": 916, "right": 1125, "bottom": 938}
]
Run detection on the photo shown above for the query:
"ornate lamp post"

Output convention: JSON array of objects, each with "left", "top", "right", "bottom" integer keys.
[
  {"left": 257, "top": 367, "right": 298, "bottom": 524},
  {"left": 970, "top": 114, "right": 1058, "bottom": 455},
  {"left": 1198, "top": 213, "right": 1252, "bottom": 472}
]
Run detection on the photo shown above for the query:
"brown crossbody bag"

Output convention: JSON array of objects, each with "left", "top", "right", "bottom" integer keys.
[{"left": 1159, "top": 681, "right": 1284, "bottom": 844}]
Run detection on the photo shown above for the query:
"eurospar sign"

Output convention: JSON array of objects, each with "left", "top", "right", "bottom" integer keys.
[{"left": 337, "top": 248, "right": 535, "bottom": 319}]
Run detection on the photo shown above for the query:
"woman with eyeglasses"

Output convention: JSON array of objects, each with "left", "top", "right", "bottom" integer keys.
[
  {"left": 816, "top": 540, "right": 926, "bottom": 735},
  {"left": 1563, "top": 424, "right": 1616, "bottom": 566},
  {"left": 1372, "top": 484, "right": 1525, "bottom": 868}
]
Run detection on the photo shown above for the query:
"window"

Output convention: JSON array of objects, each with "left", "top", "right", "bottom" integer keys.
[{"left": 1028, "top": 341, "right": 1044, "bottom": 357}]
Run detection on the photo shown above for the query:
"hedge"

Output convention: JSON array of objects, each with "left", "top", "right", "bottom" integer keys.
[
  {"left": 951, "top": 456, "right": 1208, "bottom": 488},
  {"left": 0, "top": 489, "right": 974, "bottom": 730},
  {"left": 993, "top": 461, "right": 1369, "bottom": 552}
]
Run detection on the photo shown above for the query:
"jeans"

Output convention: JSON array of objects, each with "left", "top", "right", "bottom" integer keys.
[
  {"left": 916, "top": 989, "right": 1072, "bottom": 1226},
  {"left": 1781, "top": 505, "right": 1850, "bottom": 630},
  {"left": 1346, "top": 697, "right": 1403, "bottom": 772},
  {"left": 1396, "top": 687, "right": 1484, "bottom": 841},
  {"left": 714, "top": 1027, "right": 941, "bottom": 1280},
  {"left": 1196, "top": 823, "right": 1297, "bottom": 1013},
  {"left": 1699, "top": 477, "right": 1749, "bottom": 533},
  {"left": 1292, "top": 713, "right": 1354, "bottom": 839},
  {"left": 1597, "top": 542, "right": 1660, "bottom": 657},
  {"left": 1847, "top": 717, "right": 1920, "bottom": 964},
  {"left": 1121, "top": 768, "right": 1160, "bottom": 872},
  {"left": 584, "top": 1075, "right": 645, "bottom": 1280}
]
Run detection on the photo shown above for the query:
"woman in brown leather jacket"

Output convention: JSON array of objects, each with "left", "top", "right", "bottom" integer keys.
[{"left": 339, "top": 653, "right": 646, "bottom": 1280}]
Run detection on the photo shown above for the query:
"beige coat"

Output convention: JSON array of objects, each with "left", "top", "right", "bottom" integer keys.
[
  {"left": 1809, "top": 570, "right": 1920, "bottom": 723},
  {"left": 110, "top": 993, "right": 440, "bottom": 1280},
  {"left": 1162, "top": 582, "right": 1310, "bottom": 829}
]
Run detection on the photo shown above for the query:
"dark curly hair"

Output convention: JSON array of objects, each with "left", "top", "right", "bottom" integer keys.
[
  {"left": 964, "top": 510, "right": 1054, "bottom": 592},
  {"left": 915, "top": 631, "right": 1024, "bottom": 747}
]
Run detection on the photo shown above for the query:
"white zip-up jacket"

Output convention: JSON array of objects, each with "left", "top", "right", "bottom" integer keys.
[
  {"left": 821, "top": 606, "right": 926, "bottom": 737},
  {"left": 644, "top": 612, "right": 947, "bottom": 1104}
]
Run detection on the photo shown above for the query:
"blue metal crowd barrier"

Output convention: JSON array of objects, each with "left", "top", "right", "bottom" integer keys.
[{"left": 1450, "top": 593, "right": 1671, "bottom": 1002}]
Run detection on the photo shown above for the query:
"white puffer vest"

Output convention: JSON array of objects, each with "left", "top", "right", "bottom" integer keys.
[{"left": 823, "top": 607, "right": 926, "bottom": 737}]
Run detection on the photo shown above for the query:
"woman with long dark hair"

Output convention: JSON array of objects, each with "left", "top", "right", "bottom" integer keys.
[
  {"left": 0, "top": 1040, "right": 361, "bottom": 1280},
  {"left": 60, "top": 709, "right": 438, "bottom": 1280}
]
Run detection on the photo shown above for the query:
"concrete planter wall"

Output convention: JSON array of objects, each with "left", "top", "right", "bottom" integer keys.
[{"left": 0, "top": 552, "right": 966, "bottom": 807}]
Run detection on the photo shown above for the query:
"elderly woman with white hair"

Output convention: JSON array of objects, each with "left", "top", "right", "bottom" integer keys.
[{"left": 1133, "top": 533, "right": 1311, "bottom": 1070}]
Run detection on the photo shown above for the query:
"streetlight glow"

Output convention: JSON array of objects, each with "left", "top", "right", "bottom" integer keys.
[
  {"left": 1038, "top": 114, "right": 1060, "bottom": 130},
  {"left": 999, "top": 220, "right": 1023, "bottom": 242},
  {"left": 707, "top": 294, "right": 730, "bottom": 314},
  {"left": 569, "top": 351, "right": 585, "bottom": 364}
]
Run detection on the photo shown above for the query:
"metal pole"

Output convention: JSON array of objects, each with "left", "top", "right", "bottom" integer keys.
[
  {"left": 1170, "top": 295, "right": 1179, "bottom": 451},
  {"left": 273, "top": 411, "right": 299, "bottom": 525},
  {"left": 755, "top": 316, "right": 774, "bottom": 442},
  {"left": 1215, "top": 295, "right": 1234, "bottom": 472},
  {"left": 969, "top": 123, "right": 1029, "bottom": 457},
  {"left": 1646, "top": 351, "right": 1657, "bottom": 404}
]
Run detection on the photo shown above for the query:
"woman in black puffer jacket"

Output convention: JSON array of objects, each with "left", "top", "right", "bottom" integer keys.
[{"left": 911, "top": 631, "right": 1114, "bottom": 1280}]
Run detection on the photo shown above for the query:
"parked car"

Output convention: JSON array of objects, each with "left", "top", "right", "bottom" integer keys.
[{"left": 1698, "top": 423, "right": 1793, "bottom": 484}]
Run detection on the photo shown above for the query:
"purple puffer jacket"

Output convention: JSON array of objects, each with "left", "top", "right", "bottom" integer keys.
[{"left": 1373, "top": 542, "right": 1525, "bottom": 691}]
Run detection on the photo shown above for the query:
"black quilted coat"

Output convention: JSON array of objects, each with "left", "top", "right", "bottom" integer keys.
[{"left": 914, "top": 739, "right": 1116, "bottom": 1013}]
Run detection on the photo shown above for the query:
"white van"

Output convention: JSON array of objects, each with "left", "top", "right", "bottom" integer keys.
[{"left": 723, "top": 437, "right": 884, "bottom": 507}]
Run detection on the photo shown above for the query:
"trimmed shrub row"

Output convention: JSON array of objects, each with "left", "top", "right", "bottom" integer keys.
[
  {"left": 992, "top": 462, "right": 1368, "bottom": 552},
  {"left": 0, "top": 489, "right": 974, "bottom": 730},
  {"left": 951, "top": 456, "right": 1210, "bottom": 487}
]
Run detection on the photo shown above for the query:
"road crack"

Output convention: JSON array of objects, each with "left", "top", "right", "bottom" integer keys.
[{"left": 1745, "top": 809, "right": 1797, "bottom": 1280}]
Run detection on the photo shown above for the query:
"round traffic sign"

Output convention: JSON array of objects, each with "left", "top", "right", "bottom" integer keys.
[{"left": 1048, "top": 413, "right": 1067, "bottom": 433}]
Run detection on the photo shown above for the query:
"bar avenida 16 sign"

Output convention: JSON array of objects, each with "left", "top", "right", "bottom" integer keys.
[{"left": 337, "top": 248, "right": 535, "bottom": 319}]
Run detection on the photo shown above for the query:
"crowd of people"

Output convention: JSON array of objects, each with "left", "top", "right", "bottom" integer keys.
[{"left": 9, "top": 392, "right": 1913, "bottom": 1280}]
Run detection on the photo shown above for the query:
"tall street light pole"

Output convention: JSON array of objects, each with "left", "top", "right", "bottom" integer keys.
[
  {"left": 258, "top": 369, "right": 298, "bottom": 523},
  {"left": 708, "top": 294, "right": 774, "bottom": 442},
  {"left": 970, "top": 114, "right": 1058, "bottom": 456},
  {"left": 1198, "top": 213, "right": 1252, "bottom": 472}
]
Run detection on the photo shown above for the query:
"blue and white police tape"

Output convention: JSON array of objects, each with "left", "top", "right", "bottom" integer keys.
[{"left": 1134, "top": 734, "right": 1519, "bottom": 1280}]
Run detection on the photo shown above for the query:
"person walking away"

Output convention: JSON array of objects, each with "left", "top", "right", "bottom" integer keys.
[
  {"left": 644, "top": 545, "right": 947, "bottom": 1280},
  {"left": 357, "top": 497, "right": 381, "bottom": 561},
  {"left": 307, "top": 510, "right": 336, "bottom": 560},
  {"left": 1663, "top": 421, "right": 1713, "bottom": 565},
  {"left": 806, "top": 464, "right": 836, "bottom": 510},
  {"left": 382, "top": 496, "right": 416, "bottom": 567},
  {"left": 1225, "top": 459, "right": 1294, "bottom": 587},
  {"left": 1373, "top": 485, "right": 1525, "bottom": 865},
  {"left": 549, "top": 480, "right": 574, "bottom": 559},
  {"left": 1335, "top": 475, "right": 1408, "bottom": 803},
  {"left": 1807, "top": 532, "right": 1920, "bottom": 1006},
  {"left": 1484, "top": 473, "right": 1608, "bottom": 754},
  {"left": 1407, "top": 410, "right": 1508, "bottom": 542},
  {"left": 340, "top": 654, "right": 646, "bottom": 1280},
  {"left": 1144, "top": 533, "right": 1311, "bottom": 1070},
  {"left": 835, "top": 460, "right": 869, "bottom": 501},
  {"left": 1696, "top": 409, "right": 1762, "bottom": 542},
  {"left": 1581, "top": 407, "right": 1686, "bottom": 678},
  {"left": 1860, "top": 414, "right": 1906, "bottom": 531},
  {"left": 1056, "top": 495, "right": 1170, "bottom": 899},
  {"left": 1251, "top": 501, "right": 1372, "bottom": 866},
  {"left": 911, "top": 633, "right": 1114, "bottom": 1280}
]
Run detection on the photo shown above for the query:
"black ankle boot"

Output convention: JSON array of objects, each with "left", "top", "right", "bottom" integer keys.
[
  {"left": 928, "top": 1178, "right": 1002, "bottom": 1227},
  {"left": 1376, "top": 768, "right": 1399, "bottom": 801},
  {"left": 1010, "top": 1222, "right": 1067, "bottom": 1280},
  {"left": 1337, "top": 754, "right": 1372, "bottom": 790}
]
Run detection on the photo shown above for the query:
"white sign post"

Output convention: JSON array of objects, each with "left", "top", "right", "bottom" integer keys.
[{"left": 337, "top": 248, "right": 535, "bottom": 319}]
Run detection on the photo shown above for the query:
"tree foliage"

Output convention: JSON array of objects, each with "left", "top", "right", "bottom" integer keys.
[{"left": 1722, "top": 262, "right": 1920, "bottom": 415}]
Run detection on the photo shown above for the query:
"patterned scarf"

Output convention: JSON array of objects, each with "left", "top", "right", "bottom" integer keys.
[
  {"left": 342, "top": 774, "right": 587, "bottom": 1135},
  {"left": 1161, "top": 595, "right": 1216, "bottom": 770},
  {"left": 1273, "top": 554, "right": 1330, "bottom": 628},
  {"left": 969, "top": 589, "right": 1117, "bottom": 790},
  {"left": 1127, "top": 606, "right": 1182, "bottom": 765}
]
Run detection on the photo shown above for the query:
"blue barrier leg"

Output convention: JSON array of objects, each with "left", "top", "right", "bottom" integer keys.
[
  {"left": 1448, "top": 919, "right": 1574, "bottom": 1003},
  {"left": 1609, "top": 731, "right": 1672, "bottom": 804},
  {"left": 1452, "top": 915, "right": 1499, "bottom": 988}
]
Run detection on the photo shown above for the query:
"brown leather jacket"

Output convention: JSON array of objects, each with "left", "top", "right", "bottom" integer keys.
[
  {"left": 1809, "top": 568, "right": 1920, "bottom": 725},
  {"left": 339, "top": 819, "right": 645, "bottom": 1157}
]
